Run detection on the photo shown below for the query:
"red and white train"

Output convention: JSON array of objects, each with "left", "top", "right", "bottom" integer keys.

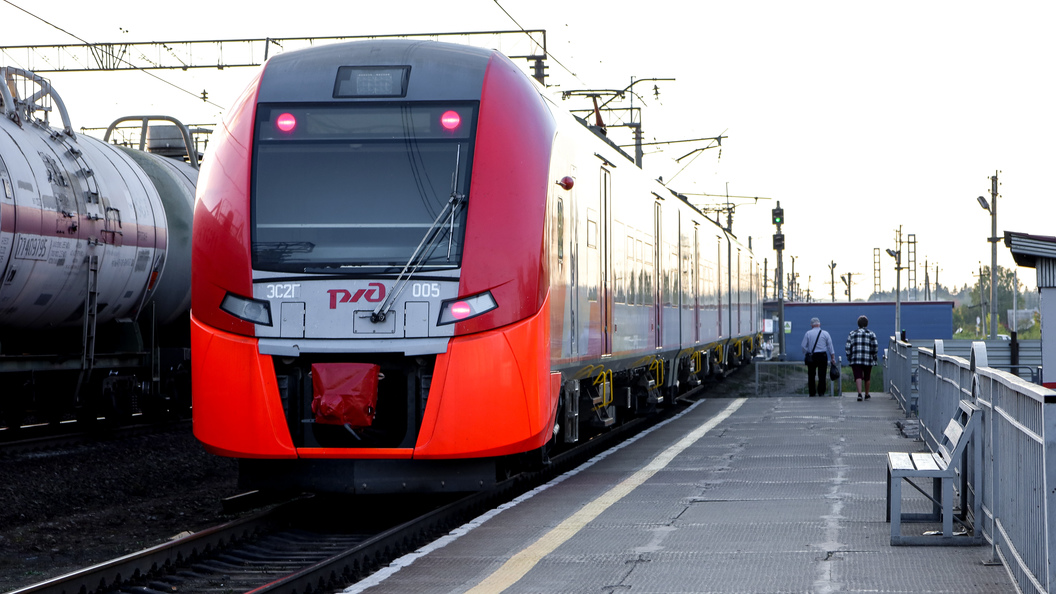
[{"left": 191, "top": 40, "right": 762, "bottom": 493}]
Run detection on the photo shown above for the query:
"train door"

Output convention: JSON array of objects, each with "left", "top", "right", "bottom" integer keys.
[
  {"left": 736, "top": 248, "right": 742, "bottom": 335},
  {"left": 653, "top": 201, "right": 662, "bottom": 347},
  {"left": 569, "top": 166, "right": 579, "bottom": 358},
  {"left": 725, "top": 237, "right": 733, "bottom": 337},
  {"left": 693, "top": 224, "right": 700, "bottom": 343},
  {"left": 716, "top": 235, "right": 724, "bottom": 338},
  {"left": 600, "top": 167, "right": 612, "bottom": 356}
]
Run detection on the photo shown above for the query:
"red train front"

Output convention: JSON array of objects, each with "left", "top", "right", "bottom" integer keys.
[{"left": 192, "top": 40, "right": 760, "bottom": 493}]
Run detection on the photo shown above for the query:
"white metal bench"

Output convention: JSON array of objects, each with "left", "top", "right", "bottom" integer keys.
[{"left": 886, "top": 400, "right": 983, "bottom": 546}]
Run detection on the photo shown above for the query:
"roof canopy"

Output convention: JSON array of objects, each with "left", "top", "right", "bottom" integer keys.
[{"left": 1004, "top": 231, "right": 1056, "bottom": 269}]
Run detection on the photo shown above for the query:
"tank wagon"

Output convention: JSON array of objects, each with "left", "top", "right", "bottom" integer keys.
[
  {"left": 191, "top": 40, "right": 762, "bottom": 493},
  {"left": 0, "top": 68, "right": 196, "bottom": 428}
]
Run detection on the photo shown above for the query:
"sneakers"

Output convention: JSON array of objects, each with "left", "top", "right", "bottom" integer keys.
[
  {"left": 857, "top": 394, "right": 863, "bottom": 401},
  {"left": 865, "top": 393, "right": 871, "bottom": 400}
]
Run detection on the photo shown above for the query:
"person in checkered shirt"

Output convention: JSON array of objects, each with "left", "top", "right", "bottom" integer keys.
[{"left": 845, "top": 315, "right": 879, "bottom": 401}]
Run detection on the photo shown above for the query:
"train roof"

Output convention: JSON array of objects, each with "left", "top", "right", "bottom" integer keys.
[
  {"left": 255, "top": 39, "right": 755, "bottom": 258},
  {"left": 258, "top": 39, "right": 495, "bottom": 104}
]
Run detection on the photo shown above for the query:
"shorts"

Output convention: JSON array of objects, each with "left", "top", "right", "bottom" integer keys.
[{"left": 851, "top": 364, "right": 872, "bottom": 381}]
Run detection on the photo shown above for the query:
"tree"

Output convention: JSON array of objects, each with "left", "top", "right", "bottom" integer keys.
[{"left": 951, "top": 264, "right": 1028, "bottom": 338}]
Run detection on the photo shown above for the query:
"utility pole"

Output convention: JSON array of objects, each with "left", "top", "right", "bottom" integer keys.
[
  {"left": 924, "top": 258, "right": 931, "bottom": 301},
  {"left": 887, "top": 226, "right": 904, "bottom": 339},
  {"left": 773, "top": 202, "right": 785, "bottom": 359},
  {"left": 986, "top": 172, "right": 1000, "bottom": 339},
  {"left": 829, "top": 261, "right": 837, "bottom": 302},
  {"left": 841, "top": 273, "right": 855, "bottom": 302},
  {"left": 990, "top": 173, "right": 999, "bottom": 339}
]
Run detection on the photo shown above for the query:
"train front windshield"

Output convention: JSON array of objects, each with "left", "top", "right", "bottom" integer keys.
[{"left": 251, "top": 103, "right": 477, "bottom": 273}]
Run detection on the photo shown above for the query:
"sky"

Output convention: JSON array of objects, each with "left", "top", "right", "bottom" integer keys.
[{"left": 2, "top": 0, "right": 1054, "bottom": 300}]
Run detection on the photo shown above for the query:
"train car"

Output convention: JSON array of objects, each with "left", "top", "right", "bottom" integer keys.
[
  {"left": 191, "top": 40, "right": 762, "bottom": 493},
  {"left": 0, "top": 68, "right": 196, "bottom": 429}
]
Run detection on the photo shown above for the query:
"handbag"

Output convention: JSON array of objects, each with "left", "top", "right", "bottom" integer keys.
[
  {"left": 829, "top": 361, "right": 840, "bottom": 381},
  {"left": 805, "top": 330, "right": 821, "bottom": 365}
]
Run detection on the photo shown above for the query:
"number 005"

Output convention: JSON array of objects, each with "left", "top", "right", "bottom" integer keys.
[{"left": 411, "top": 282, "right": 440, "bottom": 298}]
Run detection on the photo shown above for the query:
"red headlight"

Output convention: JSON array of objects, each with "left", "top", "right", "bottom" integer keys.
[
  {"left": 437, "top": 291, "right": 497, "bottom": 325},
  {"left": 276, "top": 112, "right": 297, "bottom": 133},
  {"left": 440, "top": 110, "right": 461, "bottom": 131},
  {"left": 449, "top": 301, "right": 473, "bottom": 320}
]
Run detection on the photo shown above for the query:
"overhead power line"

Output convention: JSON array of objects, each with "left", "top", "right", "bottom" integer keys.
[
  {"left": 1, "top": 0, "right": 224, "bottom": 106},
  {"left": 0, "top": 30, "right": 549, "bottom": 73}
]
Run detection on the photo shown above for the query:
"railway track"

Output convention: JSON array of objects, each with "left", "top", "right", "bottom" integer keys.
[
  {"left": 8, "top": 374, "right": 738, "bottom": 594},
  {"left": 0, "top": 419, "right": 192, "bottom": 458}
]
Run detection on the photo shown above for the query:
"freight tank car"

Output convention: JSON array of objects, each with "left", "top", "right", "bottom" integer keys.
[
  {"left": 0, "top": 68, "right": 195, "bottom": 429},
  {"left": 191, "top": 40, "right": 762, "bottom": 493}
]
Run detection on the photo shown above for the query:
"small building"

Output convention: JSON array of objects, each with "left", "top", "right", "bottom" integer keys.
[{"left": 1004, "top": 231, "right": 1056, "bottom": 388}]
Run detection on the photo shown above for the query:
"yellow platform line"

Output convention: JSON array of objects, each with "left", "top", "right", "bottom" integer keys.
[{"left": 465, "top": 397, "right": 747, "bottom": 594}]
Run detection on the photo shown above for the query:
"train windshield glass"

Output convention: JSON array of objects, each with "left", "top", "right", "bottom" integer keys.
[{"left": 251, "top": 102, "right": 477, "bottom": 273}]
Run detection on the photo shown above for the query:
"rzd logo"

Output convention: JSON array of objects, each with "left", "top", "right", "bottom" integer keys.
[{"left": 328, "top": 283, "right": 385, "bottom": 309}]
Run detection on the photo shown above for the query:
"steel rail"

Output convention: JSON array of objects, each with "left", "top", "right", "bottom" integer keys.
[{"left": 9, "top": 373, "right": 728, "bottom": 594}]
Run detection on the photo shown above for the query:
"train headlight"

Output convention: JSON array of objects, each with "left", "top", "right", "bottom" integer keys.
[
  {"left": 437, "top": 291, "right": 497, "bottom": 325},
  {"left": 220, "top": 292, "right": 273, "bottom": 326},
  {"left": 440, "top": 110, "right": 461, "bottom": 131},
  {"left": 276, "top": 112, "right": 297, "bottom": 133}
]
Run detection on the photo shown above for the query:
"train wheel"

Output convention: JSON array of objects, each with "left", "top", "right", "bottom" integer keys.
[
  {"left": 1, "top": 403, "right": 25, "bottom": 436},
  {"left": 74, "top": 404, "right": 99, "bottom": 428},
  {"left": 99, "top": 384, "right": 135, "bottom": 427}
]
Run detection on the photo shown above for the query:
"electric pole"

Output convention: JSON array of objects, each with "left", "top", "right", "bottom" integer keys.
[
  {"left": 828, "top": 261, "right": 837, "bottom": 302},
  {"left": 773, "top": 202, "right": 785, "bottom": 359},
  {"left": 841, "top": 273, "right": 858, "bottom": 302}
]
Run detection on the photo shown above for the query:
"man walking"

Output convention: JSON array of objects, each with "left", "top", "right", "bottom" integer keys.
[
  {"left": 845, "top": 315, "right": 879, "bottom": 401},
  {"left": 801, "top": 317, "right": 836, "bottom": 396}
]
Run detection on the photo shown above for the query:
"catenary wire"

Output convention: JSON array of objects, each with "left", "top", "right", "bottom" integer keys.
[{"left": 0, "top": 0, "right": 225, "bottom": 109}]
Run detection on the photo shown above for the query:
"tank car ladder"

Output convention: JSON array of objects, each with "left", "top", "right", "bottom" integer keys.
[{"left": 73, "top": 254, "right": 100, "bottom": 405}]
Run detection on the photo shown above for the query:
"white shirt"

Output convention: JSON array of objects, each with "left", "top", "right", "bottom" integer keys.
[{"left": 801, "top": 326, "right": 835, "bottom": 358}]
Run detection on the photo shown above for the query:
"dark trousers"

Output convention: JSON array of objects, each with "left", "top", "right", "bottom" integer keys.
[{"left": 807, "top": 352, "right": 828, "bottom": 396}]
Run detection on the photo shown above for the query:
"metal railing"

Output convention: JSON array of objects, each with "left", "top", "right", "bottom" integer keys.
[
  {"left": 886, "top": 338, "right": 916, "bottom": 414},
  {"left": 753, "top": 358, "right": 841, "bottom": 397},
  {"left": 916, "top": 340, "right": 1056, "bottom": 594}
]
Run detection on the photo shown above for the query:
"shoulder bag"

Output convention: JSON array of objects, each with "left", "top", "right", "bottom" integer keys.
[{"left": 805, "top": 330, "right": 820, "bottom": 365}]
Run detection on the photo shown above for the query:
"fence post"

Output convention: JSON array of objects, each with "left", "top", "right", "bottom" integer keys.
[
  {"left": 971, "top": 343, "right": 1001, "bottom": 565},
  {"left": 1045, "top": 399, "right": 1056, "bottom": 591}
]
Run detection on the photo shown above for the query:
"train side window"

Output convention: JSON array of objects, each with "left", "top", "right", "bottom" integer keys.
[
  {"left": 643, "top": 242, "right": 654, "bottom": 305},
  {"left": 586, "top": 216, "right": 597, "bottom": 248},
  {"left": 627, "top": 235, "right": 636, "bottom": 305},
  {"left": 557, "top": 198, "right": 564, "bottom": 262},
  {"left": 613, "top": 221, "right": 624, "bottom": 304}
]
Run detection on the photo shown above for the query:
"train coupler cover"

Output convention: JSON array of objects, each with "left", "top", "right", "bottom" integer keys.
[{"left": 310, "top": 363, "right": 380, "bottom": 427}]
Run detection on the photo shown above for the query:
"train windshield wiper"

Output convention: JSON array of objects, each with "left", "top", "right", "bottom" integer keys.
[
  {"left": 302, "top": 265, "right": 401, "bottom": 277},
  {"left": 370, "top": 146, "right": 464, "bottom": 323},
  {"left": 253, "top": 242, "right": 315, "bottom": 264}
]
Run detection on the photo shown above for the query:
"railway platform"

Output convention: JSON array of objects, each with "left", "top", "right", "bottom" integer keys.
[{"left": 347, "top": 389, "right": 1014, "bottom": 594}]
